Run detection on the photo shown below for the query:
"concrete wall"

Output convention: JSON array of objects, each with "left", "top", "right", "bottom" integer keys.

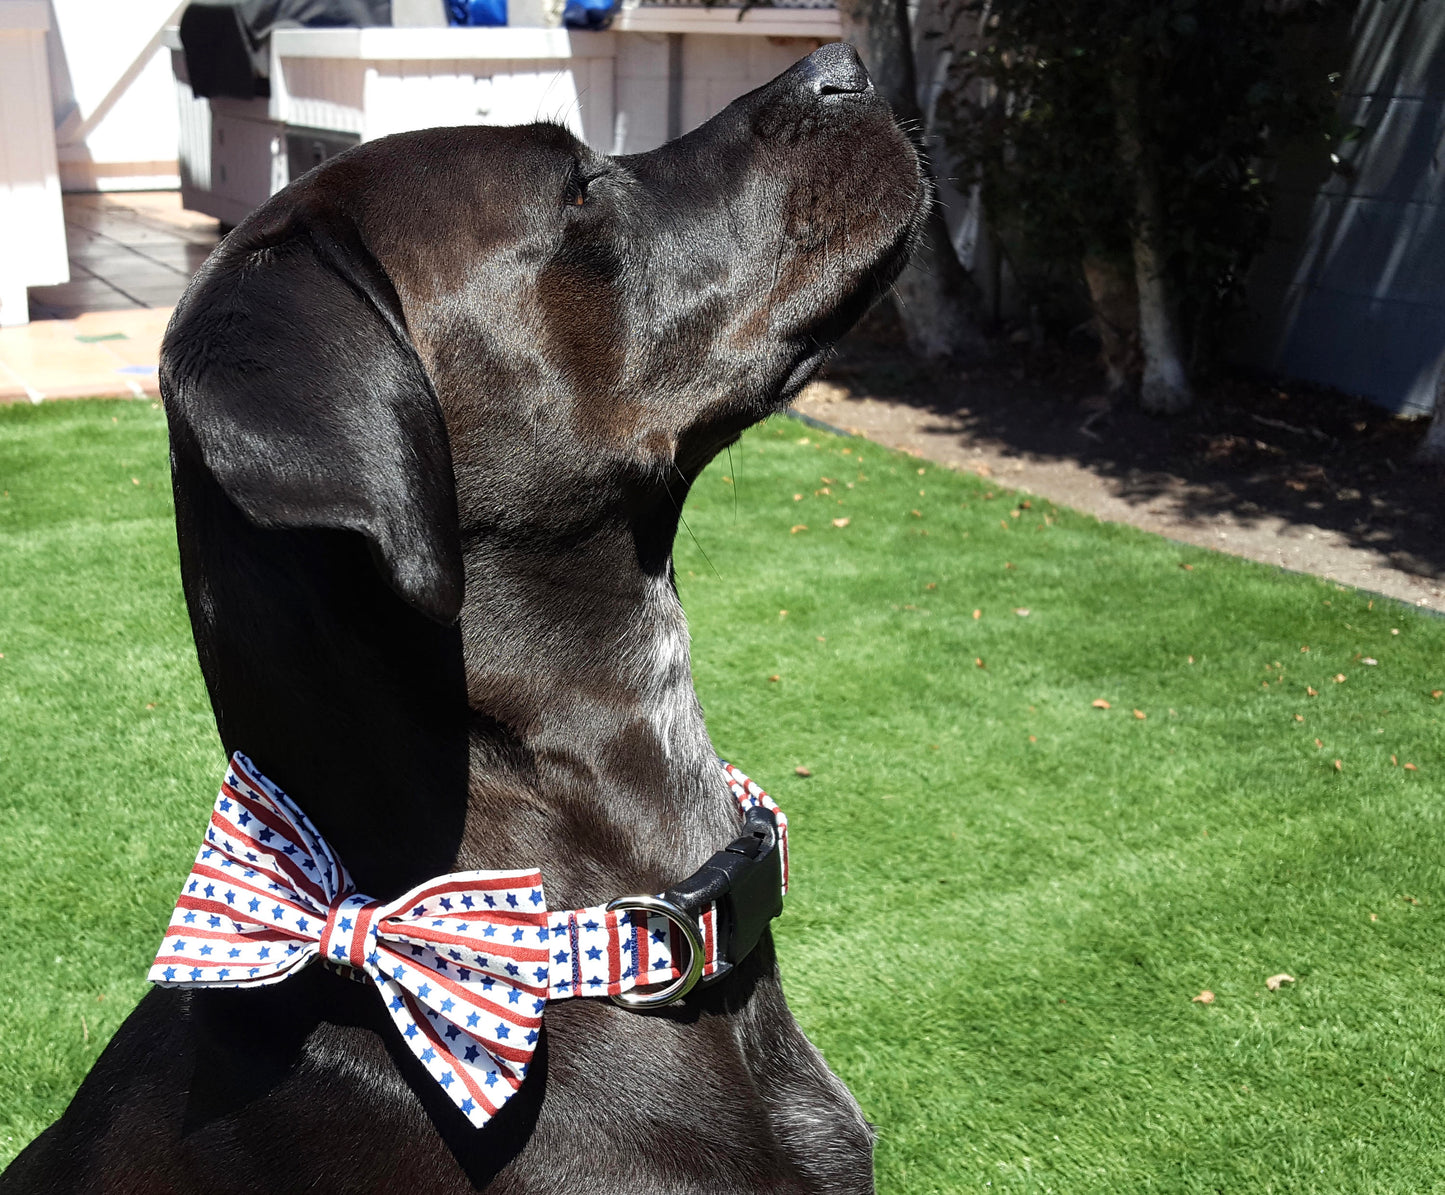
[
  {"left": 1237, "top": 0, "right": 1445, "bottom": 415},
  {"left": 44, "top": 0, "right": 182, "bottom": 191}
]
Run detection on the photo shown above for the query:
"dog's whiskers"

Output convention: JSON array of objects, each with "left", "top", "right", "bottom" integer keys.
[
  {"left": 726, "top": 443, "right": 738, "bottom": 518},
  {"left": 664, "top": 462, "right": 722, "bottom": 582}
]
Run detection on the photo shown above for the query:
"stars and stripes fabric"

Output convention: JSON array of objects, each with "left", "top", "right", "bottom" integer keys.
[{"left": 149, "top": 752, "right": 786, "bottom": 1129}]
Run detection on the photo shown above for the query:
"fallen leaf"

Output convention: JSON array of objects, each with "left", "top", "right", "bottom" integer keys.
[
  {"left": 1391, "top": 628, "right": 1400, "bottom": 635},
  {"left": 1405, "top": 762, "right": 1419, "bottom": 772},
  {"left": 1294, "top": 714, "right": 1304, "bottom": 722},
  {"left": 821, "top": 476, "right": 835, "bottom": 484},
  {"left": 1014, "top": 607, "right": 1030, "bottom": 617},
  {"left": 925, "top": 582, "right": 937, "bottom": 590},
  {"left": 815, "top": 487, "right": 831, "bottom": 496},
  {"left": 1265, "top": 973, "right": 1294, "bottom": 991},
  {"left": 790, "top": 524, "right": 808, "bottom": 534},
  {"left": 768, "top": 674, "right": 780, "bottom": 683},
  {"left": 999, "top": 520, "right": 1009, "bottom": 529},
  {"left": 1179, "top": 563, "right": 1194, "bottom": 571},
  {"left": 1092, "top": 699, "right": 1112, "bottom": 709},
  {"left": 1301, "top": 645, "right": 1310, "bottom": 653},
  {"left": 1370, "top": 913, "right": 1378, "bottom": 922},
  {"left": 975, "top": 657, "right": 986, "bottom": 669},
  {"left": 1192, "top": 991, "right": 1215, "bottom": 1004},
  {"left": 794, "top": 766, "right": 812, "bottom": 777},
  {"left": 917, "top": 467, "right": 925, "bottom": 475},
  {"left": 1314, "top": 739, "right": 1324, "bottom": 748},
  {"left": 1391, "top": 754, "right": 1397, "bottom": 765},
  {"left": 816, "top": 635, "right": 825, "bottom": 642},
  {"left": 911, "top": 509, "right": 923, "bottom": 518},
  {"left": 793, "top": 493, "right": 803, "bottom": 501},
  {"left": 1333, "top": 759, "right": 1343, "bottom": 772},
  {"left": 1187, "top": 655, "right": 1195, "bottom": 664},
  {"left": 1333, "top": 674, "right": 1347, "bottom": 684},
  {"left": 1005, "top": 562, "right": 1015, "bottom": 570},
  {"left": 797, "top": 437, "right": 810, "bottom": 445},
  {"left": 1307, "top": 686, "right": 1318, "bottom": 697},
  {"left": 831, "top": 517, "right": 850, "bottom": 528},
  {"left": 1362, "top": 657, "right": 1378, "bottom": 666},
  {"left": 145, "top": 703, "right": 156, "bottom": 710},
  {"left": 1403, "top": 894, "right": 1421, "bottom": 905},
  {"left": 778, "top": 610, "right": 788, "bottom": 618},
  {"left": 131, "top": 477, "right": 140, "bottom": 486},
  {"left": 1133, "top": 709, "right": 1146, "bottom": 720},
  {"left": 973, "top": 609, "right": 982, "bottom": 620},
  {"left": 1010, "top": 509, "right": 1021, "bottom": 519},
  {"left": 1433, "top": 690, "right": 1442, "bottom": 699},
  {"left": 1028, "top": 735, "right": 1037, "bottom": 743}
]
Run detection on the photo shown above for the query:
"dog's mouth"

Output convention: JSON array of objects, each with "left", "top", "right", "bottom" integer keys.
[
  {"left": 775, "top": 166, "right": 931, "bottom": 402},
  {"left": 668, "top": 100, "right": 929, "bottom": 478}
]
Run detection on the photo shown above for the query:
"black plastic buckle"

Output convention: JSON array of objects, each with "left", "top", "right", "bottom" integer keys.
[{"left": 660, "top": 806, "right": 783, "bottom": 989}]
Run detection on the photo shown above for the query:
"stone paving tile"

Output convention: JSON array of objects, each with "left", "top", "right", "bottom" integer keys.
[
  {"left": 0, "top": 308, "right": 170, "bottom": 402},
  {"left": 11, "top": 193, "right": 219, "bottom": 378},
  {"left": 28, "top": 192, "right": 219, "bottom": 323}
]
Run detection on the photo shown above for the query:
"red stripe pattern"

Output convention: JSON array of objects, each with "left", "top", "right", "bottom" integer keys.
[{"left": 150, "top": 752, "right": 785, "bottom": 1130}]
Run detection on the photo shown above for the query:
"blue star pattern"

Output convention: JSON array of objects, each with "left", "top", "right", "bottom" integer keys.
[{"left": 147, "top": 750, "right": 784, "bottom": 1131}]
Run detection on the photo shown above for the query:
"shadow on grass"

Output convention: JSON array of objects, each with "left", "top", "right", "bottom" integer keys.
[{"left": 821, "top": 311, "right": 1445, "bottom": 586}]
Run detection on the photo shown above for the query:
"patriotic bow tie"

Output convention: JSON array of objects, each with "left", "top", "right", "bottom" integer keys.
[{"left": 150, "top": 753, "right": 786, "bottom": 1128}]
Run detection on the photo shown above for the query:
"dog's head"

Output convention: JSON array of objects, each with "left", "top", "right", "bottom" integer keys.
[{"left": 164, "top": 43, "right": 924, "bottom": 633}]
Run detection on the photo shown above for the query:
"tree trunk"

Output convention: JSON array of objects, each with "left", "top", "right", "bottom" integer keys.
[
  {"left": 836, "top": 0, "right": 991, "bottom": 362},
  {"left": 1081, "top": 253, "right": 1141, "bottom": 395},
  {"left": 1112, "top": 70, "right": 1192, "bottom": 414},
  {"left": 1419, "top": 370, "right": 1445, "bottom": 464}
]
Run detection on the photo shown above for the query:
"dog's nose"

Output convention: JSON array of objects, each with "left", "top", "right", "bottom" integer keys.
[{"left": 800, "top": 43, "right": 872, "bottom": 97}]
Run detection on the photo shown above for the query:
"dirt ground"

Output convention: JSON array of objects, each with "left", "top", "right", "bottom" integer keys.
[{"left": 793, "top": 313, "right": 1445, "bottom": 612}]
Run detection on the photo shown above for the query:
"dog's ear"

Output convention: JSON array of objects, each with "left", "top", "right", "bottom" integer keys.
[{"left": 162, "top": 215, "right": 464, "bottom": 625}]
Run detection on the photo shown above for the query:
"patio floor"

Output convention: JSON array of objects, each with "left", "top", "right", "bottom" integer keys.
[{"left": 0, "top": 193, "right": 221, "bottom": 403}]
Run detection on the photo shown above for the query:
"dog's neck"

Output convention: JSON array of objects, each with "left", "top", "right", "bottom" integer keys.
[
  {"left": 183, "top": 457, "right": 733, "bottom": 904},
  {"left": 454, "top": 523, "right": 738, "bottom": 903},
  {"left": 462, "top": 552, "right": 703, "bottom": 758}
]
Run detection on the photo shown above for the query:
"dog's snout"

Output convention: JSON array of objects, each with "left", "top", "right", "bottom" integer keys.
[{"left": 800, "top": 42, "right": 872, "bottom": 97}]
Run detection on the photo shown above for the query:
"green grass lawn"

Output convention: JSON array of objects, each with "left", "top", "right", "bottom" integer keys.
[{"left": 3, "top": 398, "right": 1443, "bottom": 1191}]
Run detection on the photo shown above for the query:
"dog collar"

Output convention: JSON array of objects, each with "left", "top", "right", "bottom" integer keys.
[{"left": 149, "top": 752, "right": 787, "bottom": 1128}]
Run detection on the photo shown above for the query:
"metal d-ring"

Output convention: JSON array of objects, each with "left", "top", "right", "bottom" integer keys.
[{"left": 605, "top": 893, "right": 705, "bottom": 1009}]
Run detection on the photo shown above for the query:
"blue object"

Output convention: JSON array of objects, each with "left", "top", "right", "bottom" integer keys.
[
  {"left": 562, "top": 0, "right": 618, "bottom": 30},
  {"left": 447, "top": 0, "right": 506, "bottom": 25}
]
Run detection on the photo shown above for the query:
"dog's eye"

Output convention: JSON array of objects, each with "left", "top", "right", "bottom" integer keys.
[{"left": 563, "top": 165, "right": 588, "bottom": 208}]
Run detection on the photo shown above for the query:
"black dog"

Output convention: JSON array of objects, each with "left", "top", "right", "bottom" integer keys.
[{"left": 2, "top": 43, "right": 924, "bottom": 1193}]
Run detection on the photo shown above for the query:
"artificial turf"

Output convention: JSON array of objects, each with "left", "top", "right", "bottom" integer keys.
[{"left": 2, "top": 397, "right": 1443, "bottom": 1191}]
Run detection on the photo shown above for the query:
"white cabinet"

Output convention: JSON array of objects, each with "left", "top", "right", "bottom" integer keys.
[
  {"left": 170, "top": 34, "right": 286, "bottom": 229},
  {"left": 166, "top": 11, "right": 841, "bottom": 227},
  {"left": 269, "top": 27, "right": 618, "bottom": 149}
]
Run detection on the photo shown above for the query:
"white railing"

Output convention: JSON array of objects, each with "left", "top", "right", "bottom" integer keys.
[{"left": 0, "top": 1, "right": 69, "bottom": 326}]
